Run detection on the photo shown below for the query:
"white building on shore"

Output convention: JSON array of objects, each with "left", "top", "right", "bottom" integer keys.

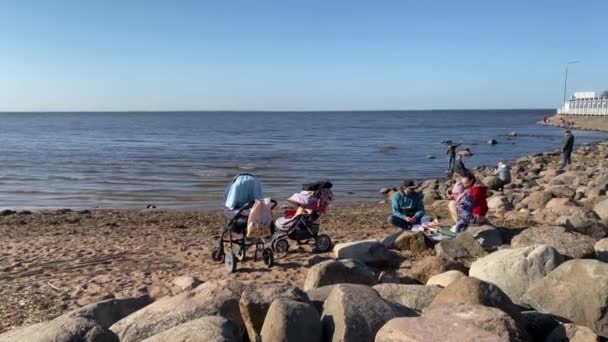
[{"left": 558, "top": 91, "right": 608, "bottom": 116}]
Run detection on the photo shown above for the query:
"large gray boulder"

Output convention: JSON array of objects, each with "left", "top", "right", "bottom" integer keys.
[
  {"left": 382, "top": 231, "right": 428, "bottom": 253},
  {"left": 333, "top": 240, "right": 403, "bottom": 268},
  {"left": 140, "top": 316, "right": 240, "bottom": 342},
  {"left": 467, "top": 225, "right": 503, "bottom": 249},
  {"left": 595, "top": 199, "right": 608, "bottom": 220},
  {"left": 487, "top": 196, "right": 512, "bottom": 213},
  {"left": 523, "top": 259, "right": 608, "bottom": 337},
  {"left": 410, "top": 255, "right": 467, "bottom": 284},
  {"left": 545, "top": 198, "right": 576, "bottom": 210},
  {"left": 303, "top": 259, "right": 376, "bottom": 291},
  {"left": 372, "top": 284, "right": 442, "bottom": 312},
  {"left": 260, "top": 299, "right": 321, "bottom": 342},
  {"left": 533, "top": 206, "right": 592, "bottom": 226},
  {"left": 429, "top": 277, "right": 523, "bottom": 326},
  {"left": 306, "top": 285, "right": 337, "bottom": 314},
  {"left": 434, "top": 232, "right": 487, "bottom": 264},
  {"left": 560, "top": 216, "right": 608, "bottom": 239},
  {"left": 320, "top": 284, "right": 414, "bottom": 342},
  {"left": 524, "top": 191, "right": 553, "bottom": 210},
  {"left": 469, "top": 245, "right": 565, "bottom": 306},
  {"left": 375, "top": 304, "right": 526, "bottom": 342},
  {"left": 484, "top": 176, "right": 503, "bottom": 191},
  {"left": 67, "top": 295, "right": 152, "bottom": 329},
  {"left": 239, "top": 284, "right": 309, "bottom": 342},
  {"left": 0, "top": 316, "right": 119, "bottom": 342},
  {"left": 511, "top": 226, "right": 596, "bottom": 259},
  {"left": 110, "top": 280, "right": 247, "bottom": 342},
  {"left": 547, "top": 185, "right": 576, "bottom": 199}
]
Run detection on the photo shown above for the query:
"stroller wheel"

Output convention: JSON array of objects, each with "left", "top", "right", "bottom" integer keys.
[
  {"left": 262, "top": 248, "right": 274, "bottom": 268},
  {"left": 232, "top": 245, "right": 246, "bottom": 261},
  {"left": 274, "top": 239, "right": 289, "bottom": 254},
  {"left": 225, "top": 252, "right": 237, "bottom": 273},
  {"left": 315, "top": 234, "right": 332, "bottom": 253},
  {"left": 211, "top": 247, "right": 225, "bottom": 263}
]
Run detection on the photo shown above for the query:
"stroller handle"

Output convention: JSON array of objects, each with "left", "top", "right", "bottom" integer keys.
[{"left": 233, "top": 200, "right": 255, "bottom": 218}]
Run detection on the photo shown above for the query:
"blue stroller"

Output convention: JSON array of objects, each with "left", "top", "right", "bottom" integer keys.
[{"left": 211, "top": 174, "right": 277, "bottom": 273}]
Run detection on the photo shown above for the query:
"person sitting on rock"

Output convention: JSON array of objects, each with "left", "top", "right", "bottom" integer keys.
[
  {"left": 448, "top": 172, "right": 475, "bottom": 233},
  {"left": 387, "top": 180, "right": 425, "bottom": 230},
  {"left": 470, "top": 178, "right": 488, "bottom": 225},
  {"left": 493, "top": 160, "right": 511, "bottom": 191},
  {"left": 446, "top": 178, "right": 464, "bottom": 224}
]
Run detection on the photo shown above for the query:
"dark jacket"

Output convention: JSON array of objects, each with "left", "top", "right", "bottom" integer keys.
[
  {"left": 562, "top": 133, "right": 574, "bottom": 152},
  {"left": 454, "top": 159, "right": 468, "bottom": 175},
  {"left": 391, "top": 191, "right": 425, "bottom": 220},
  {"left": 446, "top": 143, "right": 460, "bottom": 157}
]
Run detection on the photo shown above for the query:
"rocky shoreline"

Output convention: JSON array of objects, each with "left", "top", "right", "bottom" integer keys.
[
  {"left": 543, "top": 114, "right": 608, "bottom": 132},
  {"left": 2, "top": 140, "right": 608, "bottom": 341}
]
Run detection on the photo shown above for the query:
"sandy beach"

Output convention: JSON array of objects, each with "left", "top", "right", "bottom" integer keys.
[{"left": 0, "top": 204, "right": 416, "bottom": 333}]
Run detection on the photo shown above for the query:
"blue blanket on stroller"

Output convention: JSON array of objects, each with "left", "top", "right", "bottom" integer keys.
[{"left": 224, "top": 174, "right": 263, "bottom": 210}]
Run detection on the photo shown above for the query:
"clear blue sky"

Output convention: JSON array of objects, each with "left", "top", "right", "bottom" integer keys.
[{"left": 1, "top": 0, "right": 606, "bottom": 111}]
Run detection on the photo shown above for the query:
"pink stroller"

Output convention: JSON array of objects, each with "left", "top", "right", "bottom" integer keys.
[{"left": 270, "top": 180, "right": 333, "bottom": 254}]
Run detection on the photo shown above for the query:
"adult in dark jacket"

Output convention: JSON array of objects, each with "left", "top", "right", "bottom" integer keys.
[
  {"left": 561, "top": 130, "right": 574, "bottom": 169},
  {"left": 446, "top": 142, "right": 461, "bottom": 172},
  {"left": 387, "top": 180, "right": 425, "bottom": 230}
]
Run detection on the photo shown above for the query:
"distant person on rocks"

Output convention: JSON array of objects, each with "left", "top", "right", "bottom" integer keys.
[
  {"left": 446, "top": 142, "right": 460, "bottom": 172},
  {"left": 493, "top": 160, "right": 511, "bottom": 191},
  {"left": 543, "top": 115, "right": 548, "bottom": 123},
  {"left": 387, "top": 180, "right": 425, "bottom": 230},
  {"left": 561, "top": 130, "right": 575, "bottom": 169}
]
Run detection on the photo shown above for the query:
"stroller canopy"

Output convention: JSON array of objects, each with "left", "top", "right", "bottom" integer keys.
[{"left": 224, "top": 174, "right": 263, "bottom": 210}]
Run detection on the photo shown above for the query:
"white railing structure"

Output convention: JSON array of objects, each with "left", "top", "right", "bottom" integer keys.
[{"left": 557, "top": 95, "right": 608, "bottom": 116}]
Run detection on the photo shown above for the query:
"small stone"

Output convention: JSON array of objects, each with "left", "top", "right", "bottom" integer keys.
[
  {"left": 596, "top": 238, "right": 608, "bottom": 262},
  {"left": 426, "top": 270, "right": 466, "bottom": 287},
  {"left": 171, "top": 275, "right": 202, "bottom": 291}
]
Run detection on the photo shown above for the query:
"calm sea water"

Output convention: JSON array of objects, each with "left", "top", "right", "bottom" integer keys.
[{"left": 0, "top": 110, "right": 605, "bottom": 210}]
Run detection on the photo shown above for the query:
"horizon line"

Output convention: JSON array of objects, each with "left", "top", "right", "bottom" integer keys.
[{"left": 0, "top": 107, "right": 555, "bottom": 113}]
